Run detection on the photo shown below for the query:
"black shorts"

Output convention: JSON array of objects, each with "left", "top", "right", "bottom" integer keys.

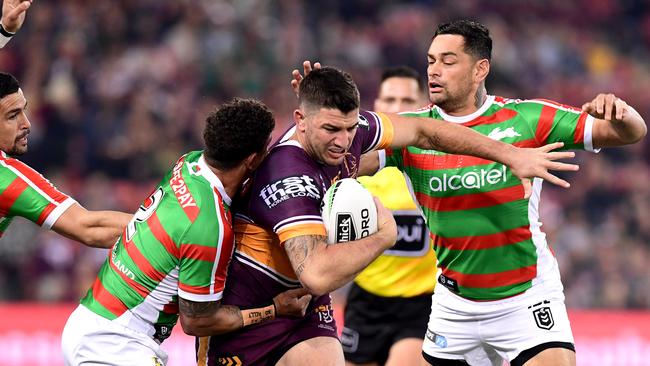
[{"left": 342, "top": 283, "right": 432, "bottom": 364}]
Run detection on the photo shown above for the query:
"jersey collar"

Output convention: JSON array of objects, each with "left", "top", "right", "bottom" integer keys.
[
  {"left": 197, "top": 153, "right": 232, "bottom": 206},
  {"left": 434, "top": 95, "right": 495, "bottom": 124}
]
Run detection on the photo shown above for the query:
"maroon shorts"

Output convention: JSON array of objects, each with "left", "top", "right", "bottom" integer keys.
[{"left": 196, "top": 258, "right": 339, "bottom": 366}]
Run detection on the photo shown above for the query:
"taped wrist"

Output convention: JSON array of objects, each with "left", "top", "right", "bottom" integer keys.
[{"left": 240, "top": 301, "right": 276, "bottom": 327}]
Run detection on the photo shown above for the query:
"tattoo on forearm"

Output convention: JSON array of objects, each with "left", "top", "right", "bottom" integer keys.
[
  {"left": 284, "top": 235, "right": 323, "bottom": 277},
  {"left": 179, "top": 298, "right": 220, "bottom": 318},
  {"left": 221, "top": 305, "right": 244, "bottom": 327},
  {"left": 241, "top": 303, "right": 275, "bottom": 327}
]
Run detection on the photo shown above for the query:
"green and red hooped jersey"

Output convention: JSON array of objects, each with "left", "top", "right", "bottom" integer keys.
[
  {"left": 80, "top": 151, "right": 235, "bottom": 339},
  {"left": 383, "top": 96, "right": 598, "bottom": 300},
  {"left": 0, "top": 150, "right": 75, "bottom": 236}
]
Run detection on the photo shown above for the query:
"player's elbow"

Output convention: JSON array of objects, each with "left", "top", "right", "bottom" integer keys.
[
  {"left": 179, "top": 315, "right": 210, "bottom": 337},
  {"left": 298, "top": 271, "right": 330, "bottom": 296},
  {"left": 180, "top": 310, "right": 238, "bottom": 337}
]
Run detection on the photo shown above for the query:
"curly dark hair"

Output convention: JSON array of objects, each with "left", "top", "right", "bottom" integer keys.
[
  {"left": 0, "top": 72, "right": 20, "bottom": 99},
  {"left": 203, "top": 98, "right": 275, "bottom": 170},
  {"left": 299, "top": 66, "right": 360, "bottom": 113},
  {"left": 434, "top": 19, "right": 492, "bottom": 61}
]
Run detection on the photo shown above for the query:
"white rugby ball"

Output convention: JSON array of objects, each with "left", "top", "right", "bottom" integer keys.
[{"left": 321, "top": 178, "right": 378, "bottom": 244}]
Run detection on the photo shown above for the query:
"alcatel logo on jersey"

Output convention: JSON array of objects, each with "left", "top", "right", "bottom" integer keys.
[
  {"left": 429, "top": 165, "right": 507, "bottom": 192},
  {"left": 260, "top": 175, "right": 320, "bottom": 208}
]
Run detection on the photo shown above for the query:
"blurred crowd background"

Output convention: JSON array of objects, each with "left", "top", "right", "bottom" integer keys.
[{"left": 0, "top": 0, "right": 649, "bottom": 309}]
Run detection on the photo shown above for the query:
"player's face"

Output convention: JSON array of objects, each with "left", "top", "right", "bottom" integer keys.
[
  {"left": 374, "top": 77, "right": 423, "bottom": 113},
  {"left": 0, "top": 89, "right": 30, "bottom": 155},
  {"left": 301, "top": 107, "right": 359, "bottom": 166},
  {"left": 426, "top": 34, "right": 480, "bottom": 112}
]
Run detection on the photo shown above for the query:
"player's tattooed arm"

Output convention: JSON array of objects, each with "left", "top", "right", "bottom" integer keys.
[
  {"left": 178, "top": 297, "right": 223, "bottom": 318},
  {"left": 178, "top": 289, "right": 311, "bottom": 336},
  {"left": 178, "top": 298, "right": 244, "bottom": 336},
  {"left": 284, "top": 234, "right": 324, "bottom": 278},
  {"left": 283, "top": 219, "right": 397, "bottom": 296}
]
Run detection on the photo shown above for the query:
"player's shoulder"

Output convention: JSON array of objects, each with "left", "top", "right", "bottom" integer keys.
[
  {"left": 262, "top": 134, "right": 320, "bottom": 176},
  {"left": 499, "top": 96, "right": 581, "bottom": 113},
  {"left": 0, "top": 150, "right": 54, "bottom": 188},
  {"left": 0, "top": 150, "right": 32, "bottom": 175},
  {"left": 248, "top": 140, "right": 324, "bottom": 215},
  {"left": 398, "top": 104, "right": 435, "bottom": 118},
  {"left": 253, "top": 141, "right": 323, "bottom": 199},
  {"left": 162, "top": 151, "right": 229, "bottom": 211}
]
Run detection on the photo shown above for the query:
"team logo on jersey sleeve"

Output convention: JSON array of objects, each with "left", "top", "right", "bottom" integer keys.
[
  {"left": 357, "top": 114, "right": 370, "bottom": 129},
  {"left": 259, "top": 175, "right": 320, "bottom": 208}
]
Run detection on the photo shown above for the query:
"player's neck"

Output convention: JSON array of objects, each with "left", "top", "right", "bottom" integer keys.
[
  {"left": 291, "top": 130, "right": 317, "bottom": 160},
  {"left": 441, "top": 86, "right": 487, "bottom": 117},
  {"left": 206, "top": 164, "right": 247, "bottom": 198}
]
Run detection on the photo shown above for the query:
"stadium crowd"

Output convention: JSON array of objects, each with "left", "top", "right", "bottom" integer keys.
[{"left": 0, "top": 0, "right": 649, "bottom": 310}]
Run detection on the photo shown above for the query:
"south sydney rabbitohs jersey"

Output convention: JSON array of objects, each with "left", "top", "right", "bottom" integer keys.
[
  {"left": 80, "top": 151, "right": 235, "bottom": 342},
  {"left": 0, "top": 150, "right": 75, "bottom": 236},
  {"left": 384, "top": 96, "right": 598, "bottom": 301},
  {"left": 228, "top": 110, "right": 394, "bottom": 307}
]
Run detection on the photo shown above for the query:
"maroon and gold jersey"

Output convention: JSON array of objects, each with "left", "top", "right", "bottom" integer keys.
[{"left": 228, "top": 110, "right": 393, "bottom": 306}]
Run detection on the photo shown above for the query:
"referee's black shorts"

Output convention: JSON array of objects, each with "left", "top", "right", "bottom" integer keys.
[{"left": 342, "top": 283, "right": 432, "bottom": 364}]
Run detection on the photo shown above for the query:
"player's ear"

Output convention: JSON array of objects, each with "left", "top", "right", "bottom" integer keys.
[
  {"left": 474, "top": 59, "right": 490, "bottom": 83},
  {"left": 294, "top": 109, "right": 307, "bottom": 131},
  {"left": 244, "top": 150, "right": 266, "bottom": 171}
]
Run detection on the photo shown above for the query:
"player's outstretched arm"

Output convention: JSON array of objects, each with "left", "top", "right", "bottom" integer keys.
[
  {"left": 284, "top": 198, "right": 397, "bottom": 296},
  {"left": 178, "top": 288, "right": 312, "bottom": 337},
  {"left": 289, "top": 61, "right": 578, "bottom": 196},
  {"left": 51, "top": 203, "right": 131, "bottom": 248},
  {"left": 585, "top": 93, "right": 647, "bottom": 148},
  {"left": 388, "top": 114, "right": 579, "bottom": 197}
]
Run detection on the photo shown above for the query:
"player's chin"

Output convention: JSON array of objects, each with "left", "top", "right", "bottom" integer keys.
[
  {"left": 322, "top": 150, "right": 344, "bottom": 165},
  {"left": 429, "top": 92, "right": 446, "bottom": 104},
  {"left": 9, "top": 144, "right": 28, "bottom": 156}
]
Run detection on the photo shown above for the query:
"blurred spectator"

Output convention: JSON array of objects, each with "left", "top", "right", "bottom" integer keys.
[{"left": 0, "top": 0, "right": 649, "bottom": 308}]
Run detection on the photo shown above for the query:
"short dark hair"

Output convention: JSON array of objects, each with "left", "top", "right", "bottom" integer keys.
[
  {"left": 0, "top": 72, "right": 20, "bottom": 99},
  {"left": 433, "top": 20, "right": 492, "bottom": 61},
  {"left": 381, "top": 66, "right": 424, "bottom": 93},
  {"left": 299, "top": 66, "right": 360, "bottom": 113},
  {"left": 203, "top": 98, "right": 275, "bottom": 170}
]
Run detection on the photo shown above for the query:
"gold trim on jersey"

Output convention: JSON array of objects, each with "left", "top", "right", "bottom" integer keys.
[
  {"left": 375, "top": 112, "right": 395, "bottom": 150},
  {"left": 277, "top": 222, "right": 327, "bottom": 244},
  {"left": 234, "top": 220, "right": 297, "bottom": 280}
]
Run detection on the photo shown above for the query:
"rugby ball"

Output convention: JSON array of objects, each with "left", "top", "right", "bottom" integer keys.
[{"left": 321, "top": 178, "right": 378, "bottom": 244}]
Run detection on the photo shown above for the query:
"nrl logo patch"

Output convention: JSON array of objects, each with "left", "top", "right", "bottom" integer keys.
[{"left": 532, "top": 306, "right": 555, "bottom": 330}]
